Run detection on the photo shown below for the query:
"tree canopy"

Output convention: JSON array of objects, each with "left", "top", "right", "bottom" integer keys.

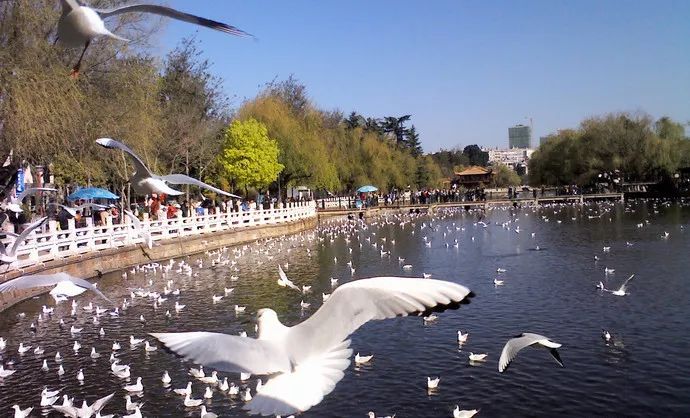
[
  {"left": 529, "top": 113, "right": 688, "bottom": 186},
  {"left": 217, "top": 119, "right": 283, "bottom": 192}
]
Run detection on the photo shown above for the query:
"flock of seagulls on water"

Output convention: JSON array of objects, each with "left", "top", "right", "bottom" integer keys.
[
  {"left": 0, "top": 198, "right": 683, "bottom": 417},
  {"left": 4, "top": 1, "right": 681, "bottom": 416}
]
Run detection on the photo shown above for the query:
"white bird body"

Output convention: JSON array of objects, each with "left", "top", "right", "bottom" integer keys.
[
  {"left": 0, "top": 364, "right": 16, "bottom": 377},
  {"left": 124, "top": 376, "right": 144, "bottom": 392},
  {"left": 184, "top": 392, "right": 203, "bottom": 407},
  {"left": 453, "top": 405, "right": 479, "bottom": 418},
  {"left": 174, "top": 382, "right": 192, "bottom": 396},
  {"left": 11, "top": 405, "right": 33, "bottom": 418},
  {"left": 152, "top": 277, "right": 474, "bottom": 416},
  {"left": 457, "top": 330, "right": 469, "bottom": 343},
  {"left": 498, "top": 333, "right": 563, "bottom": 372},
  {"left": 162, "top": 370, "right": 171, "bottom": 384},
  {"left": 200, "top": 405, "right": 218, "bottom": 418},
  {"left": 427, "top": 376, "right": 440, "bottom": 389},
  {"left": 469, "top": 352, "right": 487, "bottom": 362},
  {"left": 354, "top": 353, "right": 373, "bottom": 365}
]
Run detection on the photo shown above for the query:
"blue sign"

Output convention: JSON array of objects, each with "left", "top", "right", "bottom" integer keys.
[{"left": 16, "top": 168, "right": 24, "bottom": 194}]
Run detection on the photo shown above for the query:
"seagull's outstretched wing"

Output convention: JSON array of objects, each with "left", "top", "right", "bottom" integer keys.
[
  {"left": 4, "top": 216, "right": 47, "bottom": 257},
  {"left": 51, "top": 404, "right": 78, "bottom": 417},
  {"left": 289, "top": 277, "right": 474, "bottom": 365},
  {"left": 96, "top": 138, "right": 153, "bottom": 178},
  {"left": 94, "top": 4, "right": 253, "bottom": 38},
  {"left": 89, "top": 392, "right": 114, "bottom": 414},
  {"left": 124, "top": 210, "right": 153, "bottom": 249},
  {"left": 498, "top": 333, "right": 562, "bottom": 373},
  {"left": 150, "top": 331, "right": 291, "bottom": 375},
  {"left": 618, "top": 274, "right": 635, "bottom": 293},
  {"left": 17, "top": 187, "right": 57, "bottom": 203},
  {"left": 48, "top": 203, "right": 76, "bottom": 217},
  {"left": 0, "top": 272, "right": 111, "bottom": 303},
  {"left": 159, "top": 174, "right": 241, "bottom": 198},
  {"left": 278, "top": 265, "right": 300, "bottom": 291}
]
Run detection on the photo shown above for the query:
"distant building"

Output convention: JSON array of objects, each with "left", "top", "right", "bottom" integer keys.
[
  {"left": 451, "top": 166, "right": 493, "bottom": 189},
  {"left": 484, "top": 148, "right": 535, "bottom": 174},
  {"left": 508, "top": 124, "right": 532, "bottom": 149}
]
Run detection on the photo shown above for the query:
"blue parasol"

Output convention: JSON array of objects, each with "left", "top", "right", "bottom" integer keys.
[
  {"left": 356, "top": 185, "right": 378, "bottom": 193},
  {"left": 67, "top": 187, "right": 119, "bottom": 201}
]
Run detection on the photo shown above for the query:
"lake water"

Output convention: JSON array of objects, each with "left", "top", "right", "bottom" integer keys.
[{"left": 1, "top": 200, "right": 690, "bottom": 417}]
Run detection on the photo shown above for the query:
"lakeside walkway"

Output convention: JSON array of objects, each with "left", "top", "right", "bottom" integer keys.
[
  {"left": 316, "top": 192, "right": 625, "bottom": 216},
  {"left": 1, "top": 201, "right": 316, "bottom": 276}
]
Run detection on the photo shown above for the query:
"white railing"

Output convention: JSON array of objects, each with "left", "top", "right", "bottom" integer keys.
[{"left": 1, "top": 201, "right": 316, "bottom": 271}]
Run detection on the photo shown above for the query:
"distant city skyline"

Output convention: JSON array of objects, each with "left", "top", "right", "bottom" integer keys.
[{"left": 161, "top": 0, "right": 689, "bottom": 152}]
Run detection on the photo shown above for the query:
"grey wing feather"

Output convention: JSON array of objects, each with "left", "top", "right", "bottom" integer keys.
[
  {"left": 8, "top": 216, "right": 47, "bottom": 255},
  {"left": 94, "top": 4, "right": 253, "bottom": 38},
  {"left": 96, "top": 138, "right": 153, "bottom": 177},
  {"left": 498, "top": 333, "right": 547, "bottom": 373},
  {"left": 160, "top": 174, "right": 241, "bottom": 198},
  {"left": 150, "top": 331, "right": 291, "bottom": 375}
]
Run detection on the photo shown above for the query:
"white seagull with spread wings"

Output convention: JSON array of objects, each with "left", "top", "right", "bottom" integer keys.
[
  {"left": 601, "top": 274, "right": 635, "bottom": 296},
  {"left": 152, "top": 277, "right": 474, "bottom": 416},
  {"left": 57, "top": 0, "right": 252, "bottom": 76},
  {"left": 3, "top": 187, "right": 57, "bottom": 213},
  {"left": 277, "top": 265, "right": 300, "bottom": 291},
  {"left": 0, "top": 217, "right": 47, "bottom": 264},
  {"left": 96, "top": 138, "right": 240, "bottom": 198},
  {"left": 498, "top": 333, "right": 564, "bottom": 373},
  {"left": 0, "top": 271, "right": 111, "bottom": 303}
]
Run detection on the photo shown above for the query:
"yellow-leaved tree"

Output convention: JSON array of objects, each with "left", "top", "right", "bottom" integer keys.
[{"left": 217, "top": 119, "right": 284, "bottom": 194}]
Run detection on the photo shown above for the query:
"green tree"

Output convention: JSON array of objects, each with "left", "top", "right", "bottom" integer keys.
[
  {"left": 462, "top": 145, "right": 489, "bottom": 166},
  {"left": 655, "top": 116, "right": 686, "bottom": 141},
  {"left": 491, "top": 164, "right": 521, "bottom": 187},
  {"left": 406, "top": 125, "right": 423, "bottom": 157},
  {"left": 217, "top": 119, "right": 284, "bottom": 192}
]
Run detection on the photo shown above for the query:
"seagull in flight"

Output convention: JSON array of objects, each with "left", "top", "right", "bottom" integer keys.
[
  {"left": 277, "top": 265, "right": 300, "bottom": 291},
  {"left": 601, "top": 274, "right": 635, "bottom": 296},
  {"left": 123, "top": 210, "right": 154, "bottom": 249},
  {"left": 0, "top": 217, "right": 47, "bottom": 264},
  {"left": 57, "top": 0, "right": 253, "bottom": 77},
  {"left": 97, "top": 138, "right": 240, "bottom": 198},
  {"left": 49, "top": 202, "right": 107, "bottom": 218},
  {"left": 498, "top": 333, "right": 564, "bottom": 373},
  {"left": 0, "top": 272, "right": 111, "bottom": 303},
  {"left": 152, "top": 277, "right": 474, "bottom": 416},
  {"left": 3, "top": 187, "right": 57, "bottom": 213}
]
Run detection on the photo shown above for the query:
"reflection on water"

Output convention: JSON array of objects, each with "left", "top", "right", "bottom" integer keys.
[{"left": 1, "top": 200, "right": 690, "bottom": 417}]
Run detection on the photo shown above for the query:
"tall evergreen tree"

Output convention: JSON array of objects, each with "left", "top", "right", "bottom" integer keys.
[{"left": 406, "top": 125, "right": 422, "bottom": 156}]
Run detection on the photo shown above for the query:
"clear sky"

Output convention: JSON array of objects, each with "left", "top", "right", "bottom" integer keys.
[{"left": 160, "top": 0, "right": 690, "bottom": 152}]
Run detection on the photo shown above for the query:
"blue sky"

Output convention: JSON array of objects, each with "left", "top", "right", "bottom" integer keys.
[{"left": 160, "top": 0, "right": 690, "bottom": 152}]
